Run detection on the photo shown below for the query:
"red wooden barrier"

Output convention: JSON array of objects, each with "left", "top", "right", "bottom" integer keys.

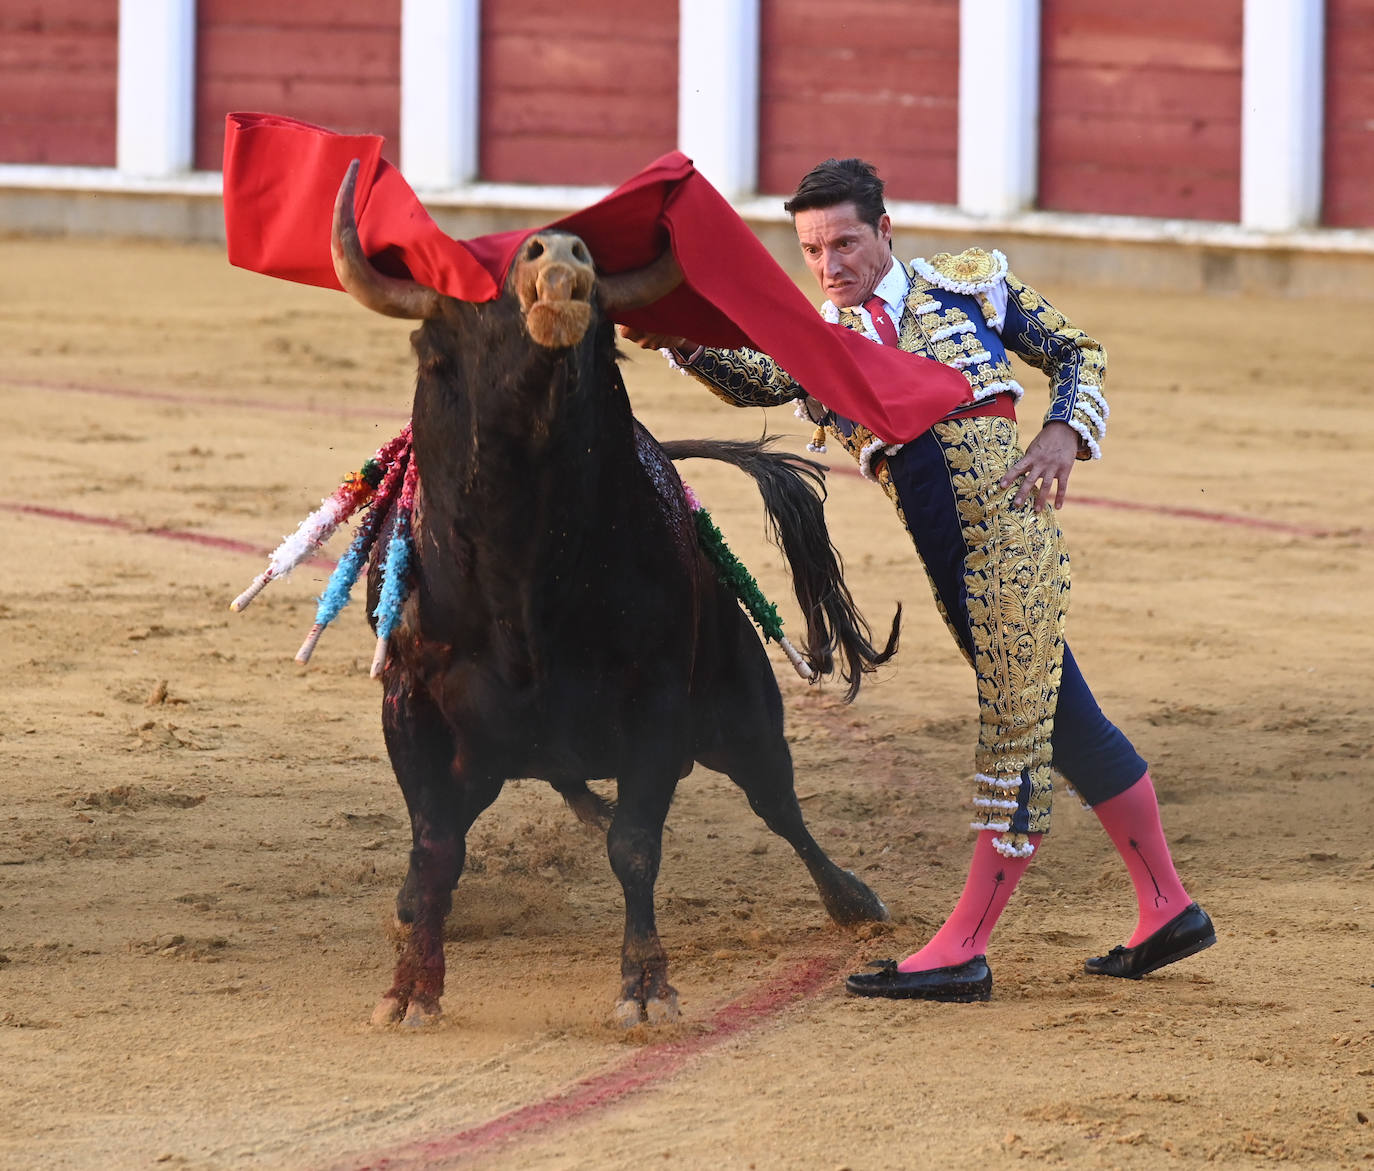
[
  {"left": 1038, "top": 0, "right": 1242, "bottom": 222},
  {"left": 757, "top": 0, "right": 958, "bottom": 203},
  {"left": 1, "top": 0, "right": 1368, "bottom": 236},
  {"left": 478, "top": 0, "right": 678, "bottom": 186},
  {"left": 1324, "top": 0, "right": 1374, "bottom": 228},
  {"left": 0, "top": 0, "right": 117, "bottom": 166},
  {"left": 194, "top": 0, "right": 401, "bottom": 172}
]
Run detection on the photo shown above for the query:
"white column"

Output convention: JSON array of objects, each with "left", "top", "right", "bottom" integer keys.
[
  {"left": 957, "top": 0, "right": 1040, "bottom": 216},
  {"left": 116, "top": 0, "right": 196, "bottom": 176},
  {"left": 678, "top": 0, "right": 760, "bottom": 200},
  {"left": 1241, "top": 0, "right": 1324, "bottom": 230},
  {"left": 401, "top": 0, "right": 481, "bottom": 188}
]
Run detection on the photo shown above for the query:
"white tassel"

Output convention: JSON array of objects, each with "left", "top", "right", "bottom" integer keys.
[
  {"left": 992, "top": 835, "right": 1037, "bottom": 858},
  {"left": 1077, "top": 383, "right": 1110, "bottom": 421},
  {"left": 1075, "top": 399, "right": 1107, "bottom": 436},
  {"left": 658, "top": 347, "right": 688, "bottom": 374},
  {"left": 796, "top": 400, "right": 827, "bottom": 453},
  {"left": 267, "top": 495, "right": 348, "bottom": 577},
  {"left": 976, "top": 772, "right": 1023, "bottom": 789},
  {"left": 1067, "top": 417, "right": 1103, "bottom": 460},
  {"left": 971, "top": 379, "right": 1025, "bottom": 403},
  {"left": 930, "top": 320, "right": 977, "bottom": 343},
  {"left": 973, "top": 796, "right": 1021, "bottom": 810},
  {"left": 230, "top": 494, "right": 349, "bottom": 612},
  {"left": 858, "top": 438, "right": 903, "bottom": 482}
]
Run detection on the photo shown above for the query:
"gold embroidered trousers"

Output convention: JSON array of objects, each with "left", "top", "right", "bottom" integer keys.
[{"left": 879, "top": 416, "right": 1069, "bottom": 857}]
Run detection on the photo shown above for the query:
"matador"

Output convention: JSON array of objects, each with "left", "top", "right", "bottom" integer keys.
[{"left": 624, "top": 157, "right": 1215, "bottom": 1002}]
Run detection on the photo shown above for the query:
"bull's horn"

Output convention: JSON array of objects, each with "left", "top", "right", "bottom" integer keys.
[
  {"left": 597, "top": 249, "right": 684, "bottom": 315},
  {"left": 331, "top": 159, "right": 441, "bottom": 320}
]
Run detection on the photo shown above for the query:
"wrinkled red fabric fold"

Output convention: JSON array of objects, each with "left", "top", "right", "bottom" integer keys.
[{"left": 221, "top": 112, "right": 972, "bottom": 443}]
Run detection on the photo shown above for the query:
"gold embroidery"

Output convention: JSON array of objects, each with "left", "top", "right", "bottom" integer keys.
[
  {"left": 963, "top": 357, "right": 1018, "bottom": 391},
  {"left": 687, "top": 263, "right": 1086, "bottom": 857},
  {"left": 928, "top": 247, "right": 1004, "bottom": 287},
  {"left": 932, "top": 416, "right": 1070, "bottom": 853},
  {"left": 1009, "top": 276, "right": 1044, "bottom": 313},
  {"left": 1003, "top": 271, "right": 1108, "bottom": 442},
  {"left": 973, "top": 291, "right": 1000, "bottom": 327},
  {"left": 689, "top": 347, "right": 802, "bottom": 409}
]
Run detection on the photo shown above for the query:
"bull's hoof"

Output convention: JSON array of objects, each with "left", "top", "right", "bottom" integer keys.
[
  {"left": 644, "top": 991, "right": 680, "bottom": 1026},
  {"left": 613, "top": 984, "right": 680, "bottom": 1028},
  {"left": 822, "top": 871, "right": 890, "bottom": 926},
  {"left": 612, "top": 998, "right": 646, "bottom": 1029},
  {"left": 402, "top": 998, "right": 442, "bottom": 1028},
  {"left": 370, "top": 996, "right": 405, "bottom": 1026}
]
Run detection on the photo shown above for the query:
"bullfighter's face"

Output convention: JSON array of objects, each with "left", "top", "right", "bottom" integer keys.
[{"left": 794, "top": 201, "right": 893, "bottom": 309}]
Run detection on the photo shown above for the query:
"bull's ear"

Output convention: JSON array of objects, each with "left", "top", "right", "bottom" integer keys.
[
  {"left": 597, "top": 250, "right": 683, "bottom": 316},
  {"left": 331, "top": 159, "right": 442, "bottom": 320}
]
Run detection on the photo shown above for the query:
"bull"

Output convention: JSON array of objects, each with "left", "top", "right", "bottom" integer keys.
[{"left": 327, "top": 161, "right": 897, "bottom": 1027}]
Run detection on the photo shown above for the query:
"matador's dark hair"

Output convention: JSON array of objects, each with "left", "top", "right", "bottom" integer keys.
[{"left": 783, "top": 158, "right": 887, "bottom": 232}]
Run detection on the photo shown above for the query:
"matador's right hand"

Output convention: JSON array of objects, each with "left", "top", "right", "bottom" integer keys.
[{"left": 618, "top": 324, "right": 692, "bottom": 352}]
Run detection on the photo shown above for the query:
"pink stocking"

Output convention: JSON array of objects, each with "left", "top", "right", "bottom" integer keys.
[
  {"left": 897, "top": 830, "right": 1041, "bottom": 972},
  {"left": 1092, "top": 770, "right": 1191, "bottom": 945}
]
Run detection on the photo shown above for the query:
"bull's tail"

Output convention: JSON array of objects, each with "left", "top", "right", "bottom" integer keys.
[{"left": 661, "top": 436, "right": 899, "bottom": 703}]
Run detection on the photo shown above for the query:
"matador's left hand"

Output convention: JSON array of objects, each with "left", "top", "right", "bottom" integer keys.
[{"left": 1000, "top": 420, "right": 1083, "bottom": 511}]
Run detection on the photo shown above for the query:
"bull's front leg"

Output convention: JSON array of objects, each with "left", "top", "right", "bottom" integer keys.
[
  {"left": 374, "top": 679, "right": 502, "bottom": 1027},
  {"left": 606, "top": 775, "right": 680, "bottom": 1027},
  {"left": 377, "top": 825, "right": 461, "bottom": 1027}
]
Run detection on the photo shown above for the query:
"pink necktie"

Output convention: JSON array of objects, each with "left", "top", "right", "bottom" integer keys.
[{"left": 862, "top": 295, "right": 900, "bottom": 347}]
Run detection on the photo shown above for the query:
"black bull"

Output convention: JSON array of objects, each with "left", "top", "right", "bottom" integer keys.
[{"left": 328, "top": 162, "right": 899, "bottom": 1027}]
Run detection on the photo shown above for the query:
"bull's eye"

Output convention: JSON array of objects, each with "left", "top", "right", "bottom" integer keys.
[
  {"left": 571, "top": 242, "right": 588, "bottom": 263},
  {"left": 526, "top": 240, "right": 545, "bottom": 260}
]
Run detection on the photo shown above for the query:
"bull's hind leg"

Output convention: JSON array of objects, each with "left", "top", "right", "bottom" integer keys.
[
  {"left": 607, "top": 770, "right": 681, "bottom": 1027},
  {"left": 375, "top": 681, "right": 502, "bottom": 1027},
  {"left": 696, "top": 637, "right": 888, "bottom": 926},
  {"left": 702, "top": 733, "right": 888, "bottom": 926}
]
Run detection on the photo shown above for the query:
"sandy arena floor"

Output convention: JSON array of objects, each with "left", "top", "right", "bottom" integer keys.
[{"left": 1, "top": 234, "right": 1371, "bottom": 1169}]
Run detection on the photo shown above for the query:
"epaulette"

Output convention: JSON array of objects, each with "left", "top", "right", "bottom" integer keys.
[{"left": 911, "top": 247, "right": 1009, "bottom": 295}]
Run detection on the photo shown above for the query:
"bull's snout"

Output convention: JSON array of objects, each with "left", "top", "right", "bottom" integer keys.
[
  {"left": 514, "top": 233, "right": 596, "bottom": 349},
  {"left": 535, "top": 261, "right": 579, "bottom": 303}
]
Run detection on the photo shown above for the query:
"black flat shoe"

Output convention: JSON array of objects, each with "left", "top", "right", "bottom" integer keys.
[
  {"left": 1085, "top": 903, "right": 1216, "bottom": 979},
  {"left": 844, "top": 956, "right": 991, "bottom": 1002}
]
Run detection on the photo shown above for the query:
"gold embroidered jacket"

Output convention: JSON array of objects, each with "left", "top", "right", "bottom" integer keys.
[{"left": 680, "top": 249, "right": 1109, "bottom": 464}]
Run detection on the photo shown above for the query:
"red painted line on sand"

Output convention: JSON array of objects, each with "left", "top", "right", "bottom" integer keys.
[
  {"left": 337, "top": 954, "right": 844, "bottom": 1171},
  {"left": 8, "top": 501, "right": 337, "bottom": 569},
  {"left": 14, "top": 375, "right": 1361, "bottom": 541},
  {"left": 1070, "top": 494, "right": 1349, "bottom": 539},
  {"left": 823, "top": 460, "right": 1364, "bottom": 541},
  {"left": 18, "top": 380, "right": 854, "bottom": 1161},
  {"left": 13, "top": 481, "right": 846, "bottom": 1164},
  {"left": 15, "top": 485, "right": 845, "bottom": 1164},
  {"left": 3, "top": 375, "right": 404, "bottom": 421}
]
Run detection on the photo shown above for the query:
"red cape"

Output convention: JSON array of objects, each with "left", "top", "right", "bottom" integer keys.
[{"left": 222, "top": 112, "right": 972, "bottom": 443}]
